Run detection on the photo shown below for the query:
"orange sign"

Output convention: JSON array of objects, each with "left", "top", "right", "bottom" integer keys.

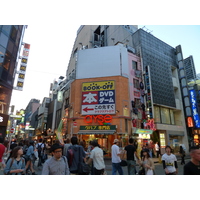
[
  {"left": 84, "top": 115, "right": 112, "bottom": 125},
  {"left": 187, "top": 117, "right": 194, "bottom": 127}
]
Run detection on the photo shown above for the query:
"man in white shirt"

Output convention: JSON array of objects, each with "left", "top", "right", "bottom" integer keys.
[
  {"left": 111, "top": 139, "right": 123, "bottom": 175},
  {"left": 86, "top": 140, "right": 105, "bottom": 175}
]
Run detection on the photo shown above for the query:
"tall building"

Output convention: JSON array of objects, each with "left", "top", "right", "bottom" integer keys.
[
  {"left": 0, "top": 25, "right": 27, "bottom": 138},
  {"left": 184, "top": 55, "right": 196, "bottom": 82}
]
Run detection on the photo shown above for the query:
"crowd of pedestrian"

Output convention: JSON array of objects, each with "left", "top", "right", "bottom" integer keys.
[{"left": 0, "top": 136, "right": 200, "bottom": 175}]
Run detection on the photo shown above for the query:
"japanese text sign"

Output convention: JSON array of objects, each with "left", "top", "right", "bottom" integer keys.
[{"left": 81, "top": 81, "right": 115, "bottom": 115}]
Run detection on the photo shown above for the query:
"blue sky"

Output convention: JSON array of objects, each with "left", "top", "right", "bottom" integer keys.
[{"left": 10, "top": 25, "right": 200, "bottom": 112}]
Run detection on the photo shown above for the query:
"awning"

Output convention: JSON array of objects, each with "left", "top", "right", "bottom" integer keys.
[
  {"left": 77, "top": 130, "right": 115, "bottom": 135},
  {"left": 132, "top": 128, "right": 153, "bottom": 134}
]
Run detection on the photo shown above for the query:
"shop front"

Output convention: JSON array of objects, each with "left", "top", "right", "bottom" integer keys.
[
  {"left": 132, "top": 128, "right": 153, "bottom": 155},
  {"left": 78, "top": 125, "right": 116, "bottom": 157}
]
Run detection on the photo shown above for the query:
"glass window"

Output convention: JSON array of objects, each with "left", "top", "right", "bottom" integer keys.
[
  {"left": 186, "top": 107, "right": 191, "bottom": 116},
  {"left": 0, "top": 45, "right": 6, "bottom": 66},
  {"left": 7, "top": 40, "right": 14, "bottom": 54},
  {"left": 2, "top": 25, "right": 11, "bottom": 36},
  {"left": 182, "top": 87, "right": 188, "bottom": 96},
  {"left": 170, "top": 110, "right": 175, "bottom": 125},
  {"left": 184, "top": 97, "right": 190, "bottom": 107},
  {"left": 0, "top": 33, "right": 9, "bottom": 48},
  {"left": 154, "top": 106, "right": 161, "bottom": 123},
  {"left": 132, "top": 61, "right": 138, "bottom": 70},
  {"left": 3, "top": 51, "right": 11, "bottom": 70},
  {"left": 161, "top": 107, "right": 170, "bottom": 124},
  {"left": 133, "top": 79, "right": 139, "bottom": 88},
  {"left": 181, "top": 78, "right": 186, "bottom": 87},
  {"left": 10, "top": 26, "right": 17, "bottom": 42}
]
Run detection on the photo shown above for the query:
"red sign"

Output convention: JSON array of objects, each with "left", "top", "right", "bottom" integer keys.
[
  {"left": 73, "top": 122, "right": 77, "bottom": 127},
  {"left": 84, "top": 115, "right": 112, "bottom": 125}
]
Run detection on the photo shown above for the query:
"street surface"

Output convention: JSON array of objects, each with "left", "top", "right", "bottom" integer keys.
[{"left": 0, "top": 156, "right": 189, "bottom": 175}]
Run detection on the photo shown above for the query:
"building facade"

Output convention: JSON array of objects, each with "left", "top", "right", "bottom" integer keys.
[{"left": 0, "top": 25, "right": 27, "bottom": 138}]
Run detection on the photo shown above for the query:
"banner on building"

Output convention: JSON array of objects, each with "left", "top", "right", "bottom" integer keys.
[
  {"left": 14, "top": 43, "right": 30, "bottom": 91},
  {"left": 56, "top": 120, "right": 64, "bottom": 145},
  {"left": 81, "top": 81, "right": 116, "bottom": 115}
]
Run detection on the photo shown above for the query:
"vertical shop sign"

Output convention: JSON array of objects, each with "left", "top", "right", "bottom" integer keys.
[
  {"left": 81, "top": 81, "right": 115, "bottom": 115},
  {"left": 15, "top": 43, "right": 30, "bottom": 91},
  {"left": 189, "top": 90, "right": 200, "bottom": 128}
]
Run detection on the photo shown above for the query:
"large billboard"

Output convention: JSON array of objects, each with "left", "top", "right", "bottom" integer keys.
[
  {"left": 15, "top": 43, "right": 30, "bottom": 91},
  {"left": 189, "top": 89, "right": 200, "bottom": 128},
  {"left": 81, "top": 81, "right": 116, "bottom": 115}
]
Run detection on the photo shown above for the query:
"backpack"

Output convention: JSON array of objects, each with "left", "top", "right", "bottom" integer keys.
[{"left": 67, "top": 148, "right": 74, "bottom": 167}]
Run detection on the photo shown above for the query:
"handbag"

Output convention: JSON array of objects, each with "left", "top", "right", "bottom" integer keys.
[
  {"left": 78, "top": 146, "right": 90, "bottom": 175},
  {"left": 138, "top": 167, "right": 145, "bottom": 175},
  {"left": 146, "top": 169, "right": 154, "bottom": 175},
  {"left": 120, "top": 160, "right": 127, "bottom": 167}
]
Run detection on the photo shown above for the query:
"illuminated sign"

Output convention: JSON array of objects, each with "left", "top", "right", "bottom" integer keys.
[
  {"left": 81, "top": 81, "right": 115, "bottom": 115},
  {"left": 134, "top": 128, "right": 153, "bottom": 134},
  {"left": 15, "top": 43, "right": 30, "bottom": 91},
  {"left": 83, "top": 114, "right": 112, "bottom": 125},
  {"left": 80, "top": 125, "right": 116, "bottom": 130},
  {"left": 187, "top": 117, "right": 194, "bottom": 127},
  {"left": 189, "top": 90, "right": 200, "bottom": 128}
]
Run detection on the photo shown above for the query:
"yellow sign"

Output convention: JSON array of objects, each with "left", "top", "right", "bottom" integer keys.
[{"left": 82, "top": 81, "right": 115, "bottom": 92}]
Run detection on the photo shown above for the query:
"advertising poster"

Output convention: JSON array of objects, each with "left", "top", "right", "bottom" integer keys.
[{"left": 81, "top": 81, "right": 115, "bottom": 115}]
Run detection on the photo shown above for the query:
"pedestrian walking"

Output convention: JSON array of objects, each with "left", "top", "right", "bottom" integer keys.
[
  {"left": 155, "top": 142, "right": 160, "bottom": 158},
  {"left": 139, "top": 149, "right": 155, "bottom": 175},
  {"left": 179, "top": 145, "right": 185, "bottom": 165},
  {"left": 63, "top": 138, "right": 71, "bottom": 156},
  {"left": 42, "top": 143, "right": 69, "bottom": 175},
  {"left": 111, "top": 139, "right": 123, "bottom": 175},
  {"left": 162, "top": 145, "right": 178, "bottom": 175},
  {"left": 25, "top": 140, "right": 37, "bottom": 175},
  {"left": 86, "top": 140, "right": 105, "bottom": 175},
  {"left": 66, "top": 136, "right": 86, "bottom": 175},
  {"left": 6, "top": 139, "right": 17, "bottom": 163},
  {"left": 123, "top": 138, "right": 140, "bottom": 175},
  {"left": 4, "top": 146, "right": 25, "bottom": 175},
  {"left": 183, "top": 146, "right": 200, "bottom": 175},
  {"left": 0, "top": 137, "right": 6, "bottom": 171},
  {"left": 36, "top": 139, "right": 45, "bottom": 167}
]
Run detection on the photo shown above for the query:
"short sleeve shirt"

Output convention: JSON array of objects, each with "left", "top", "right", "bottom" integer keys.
[
  {"left": 125, "top": 145, "right": 136, "bottom": 161},
  {"left": 162, "top": 153, "right": 177, "bottom": 173},
  {"left": 90, "top": 147, "right": 105, "bottom": 170},
  {"left": 111, "top": 144, "right": 121, "bottom": 163}
]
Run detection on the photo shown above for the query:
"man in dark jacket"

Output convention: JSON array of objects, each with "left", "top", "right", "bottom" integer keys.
[{"left": 66, "top": 136, "right": 86, "bottom": 175}]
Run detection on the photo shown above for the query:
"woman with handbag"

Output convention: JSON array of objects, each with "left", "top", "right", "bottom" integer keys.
[
  {"left": 25, "top": 141, "right": 37, "bottom": 175},
  {"left": 4, "top": 146, "right": 25, "bottom": 175},
  {"left": 139, "top": 149, "right": 155, "bottom": 175}
]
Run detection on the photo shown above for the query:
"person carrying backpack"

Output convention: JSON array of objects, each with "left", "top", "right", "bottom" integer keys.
[{"left": 36, "top": 139, "right": 45, "bottom": 167}]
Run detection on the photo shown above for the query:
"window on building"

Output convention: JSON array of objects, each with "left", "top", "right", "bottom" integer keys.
[
  {"left": 3, "top": 51, "right": 11, "bottom": 70},
  {"left": 170, "top": 110, "right": 175, "bottom": 125},
  {"left": 160, "top": 107, "right": 170, "bottom": 124},
  {"left": 132, "top": 61, "right": 138, "bottom": 70},
  {"left": 0, "top": 33, "right": 9, "bottom": 48},
  {"left": 154, "top": 106, "right": 161, "bottom": 123},
  {"left": 0, "top": 45, "right": 6, "bottom": 66},
  {"left": 134, "top": 98, "right": 140, "bottom": 108},
  {"left": 133, "top": 79, "right": 139, "bottom": 89}
]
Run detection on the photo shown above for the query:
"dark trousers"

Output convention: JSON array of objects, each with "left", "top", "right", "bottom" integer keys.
[
  {"left": 94, "top": 168, "right": 104, "bottom": 175},
  {"left": 181, "top": 155, "right": 185, "bottom": 165}
]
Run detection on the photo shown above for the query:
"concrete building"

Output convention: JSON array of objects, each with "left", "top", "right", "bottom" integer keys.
[
  {"left": 60, "top": 25, "right": 197, "bottom": 154},
  {"left": 184, "top": 56, "right": 196, "bottom": 82}
]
